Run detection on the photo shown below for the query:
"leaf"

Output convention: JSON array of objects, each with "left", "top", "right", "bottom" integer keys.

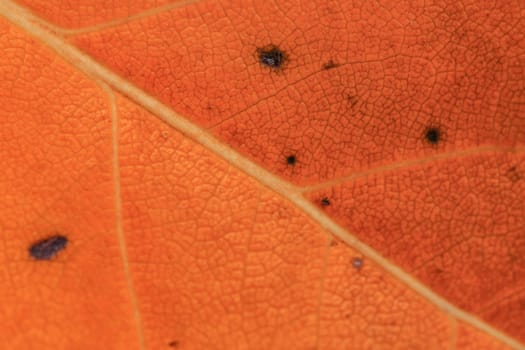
[{"left": 0, "top": 0, "right": 523, "bottom": 349}]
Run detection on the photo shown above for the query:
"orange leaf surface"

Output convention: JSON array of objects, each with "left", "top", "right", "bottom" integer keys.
[{"left": 0, "top": 0, "right": 524, "bottom": 349}]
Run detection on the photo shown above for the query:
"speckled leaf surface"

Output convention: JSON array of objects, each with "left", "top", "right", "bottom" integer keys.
[{"left": 0, "top": 0, "right": 523, "bottom": 349}]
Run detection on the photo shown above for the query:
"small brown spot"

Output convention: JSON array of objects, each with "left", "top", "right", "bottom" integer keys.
[
  {"left": 321, "top": 197, "right": 331, "bottom": 207},
  {"left": 322, "top": 60, "right": 340, "bottom": 70},
  {"left": 286, "top": 154, "right": 296, "bottom": 166},
  {"left": 168, "top": 340, "right": 179, "bottom": 348},
  {"left": 330, "top": 240, "right": 339, "bottom": 247},
  {"left": 506, "top": 166, "right": 521, "bottom": 183},
  {"left": 347, "top": 95, "right": 358, "bottom": 108},
  {"left": 352, "top": 257, "right": 363, "bottom": 269}
]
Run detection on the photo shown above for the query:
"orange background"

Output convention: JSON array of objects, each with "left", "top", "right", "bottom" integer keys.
[{"left": 0, "top": 0, "right": 524, "bottom": 349}]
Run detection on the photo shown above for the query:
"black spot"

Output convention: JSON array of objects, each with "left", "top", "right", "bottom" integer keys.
[
  {"left": 425, "top": 127, "right": 441, "bottom": 144},
  {"left": 257, "top": 45, "right": 287, "bottom": 69},
  {"left": 322, "top": 60, "right": 340, "bottom": 70},
  {"left": 352, "top": 257, "right": 363, "bottom": 269},
  {"left": 168, "top": 341, "right": 179, "bottom": 348},
  {"left": 29, "top": 235, "right": 68, "bottom": 260},
  {"left": 321, "top": 197, "right": 331, "bottom": 207},
  {"left": 286, "top": 155, "right": 296, "bottom": 166}
]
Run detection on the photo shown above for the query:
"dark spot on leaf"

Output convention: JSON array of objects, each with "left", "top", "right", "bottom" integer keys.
[
  {"left": 29, "top": 235, "right": 68, "bottom": 260},
  {"left": 425, "top": 127, "right": 441, "bottom": 144},
  {"left": 321, "top": 197, "right": 331, "bottom": 207},
  {"left": 257, "top": 44, "right": 287, "bottom": 69},
  {"left": 352, "top": 257, "right": 363, "bottom": 269},
  {"left": 168, "top": 340, "right": 179, "bottom": 348},
  {"left": 330, "top": 240, "right": 339, "bottom": 247},
  {"left": 286, "top": 155, "right": 296, "bottom": 165},
  {"left": 506, "top": 166, "right": 521, "bottom": 183},
  {"left": 347, "top": 95, "right": 358, "bottom": 108},
  {"left": 322, "top": 60, "right": 340, "bottom": 70}
]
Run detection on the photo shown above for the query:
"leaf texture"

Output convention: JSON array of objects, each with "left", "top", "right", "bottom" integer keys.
[{"left": 0, "top": 0, "right": 524, "bottom": 349}]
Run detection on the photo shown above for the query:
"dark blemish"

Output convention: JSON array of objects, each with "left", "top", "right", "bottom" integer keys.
[
  {"left": 330, "top": 240, "right": 339, "bottom": 247},
  {"left": 347, "top": 95, "right": 358, "bottom": 108},
  {"left": 352, "top": 257, "right": 363, "bottom": 269},
  {"left": 425, "top": 127, "right": 441, "bottom": 144},
  {"left": 29, "top": 235, "right": 68, "bottom": 260},
  {"left": 322, "top": 60, "right": 340, "bottom": 70},
  {"left": 286, "top": 155, "right": 296, "bottom": 166},
  {"left": 506, "top": 166, "right": 521, "bottom": 183},
  {"left": 321, "top": 197, "right": 331, "bottom": 207},
  {"left": 257, "top": 44, "right": 287, "bottom": 69},
  {"left": 168, "top": 341, "right": 179, "bottom": 348}
]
